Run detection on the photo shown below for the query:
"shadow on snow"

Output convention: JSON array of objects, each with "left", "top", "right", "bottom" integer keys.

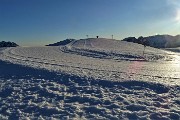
[{"left": 0, "top": 60, "right": 179, "bottom": 119}]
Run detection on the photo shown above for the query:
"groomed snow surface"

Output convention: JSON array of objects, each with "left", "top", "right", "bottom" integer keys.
[{"left": 0, "top": 38, "right": 180, "bottom": 119}]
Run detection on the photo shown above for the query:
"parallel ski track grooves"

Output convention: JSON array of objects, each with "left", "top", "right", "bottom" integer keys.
[
  {"left": 4, "top": 48, "right": 180, "bottom": 80},
  {"left": 7, "top": 48, "right": 84, "bottom": 66},
  {"left": 60, "top": 45, "right": 146, "bottom": 62}
]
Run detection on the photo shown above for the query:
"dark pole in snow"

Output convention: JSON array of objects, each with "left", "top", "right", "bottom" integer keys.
[
  {"left": 143, "top": 45, "right": 146, "bottom": 56},
  {"left": 142, "top": 39, "right": 147, "bottom": 56},
  {"left": 112, "top": 35, "right": 113, "bottom": 39}
]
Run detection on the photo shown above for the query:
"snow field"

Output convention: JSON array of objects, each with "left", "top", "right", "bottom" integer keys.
[
  {"left": 0, "top": 38, "right": 180, "bottom": 119},
  {"left": 0, "top": 61, "right": 179, "bottom": 119}
]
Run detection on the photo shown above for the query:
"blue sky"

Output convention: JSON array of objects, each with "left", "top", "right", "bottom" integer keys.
[{"left": 0, "top": 0, "right": 179, "bottom": 46}]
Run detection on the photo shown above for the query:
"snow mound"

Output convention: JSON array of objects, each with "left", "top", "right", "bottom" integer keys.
[{"left": 62, "top": 38, "right": 172, "bottom": 61}]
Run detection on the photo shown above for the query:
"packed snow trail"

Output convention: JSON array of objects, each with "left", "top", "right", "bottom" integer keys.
[
  {"left": 1, "top": 39, "right": 180, "bottom": 85},
  {"left": 0, "top": 60, "right": 179, "bottom": 119}
]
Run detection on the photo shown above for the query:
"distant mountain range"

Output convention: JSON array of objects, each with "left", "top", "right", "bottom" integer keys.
[
  {"left": 0, "top": 41, "right": 19, "bottom": 47},
  {"left": 122, "top": 34, "right": 180, "bottom": 48}
]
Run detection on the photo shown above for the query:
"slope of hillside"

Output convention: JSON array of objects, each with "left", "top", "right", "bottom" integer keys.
[
  {"left": 0, "top": 38, "right": 180, "bottom": 119},
  {"left": 165, "top": 47, "right": 180, "bottom": 53}
]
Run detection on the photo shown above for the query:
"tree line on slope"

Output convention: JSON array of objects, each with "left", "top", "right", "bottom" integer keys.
[
  {"left": 46, "top": 39, "right": 75, "bottom": 46},
  {"left": 122, "top": 35, "right": 180, "bottom": 48},
  {"left": 0, "top": 41, "right": 19, "bottom": 47}
]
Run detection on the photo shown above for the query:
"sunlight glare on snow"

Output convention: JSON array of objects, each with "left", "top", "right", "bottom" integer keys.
[
  {"left": 175, "top": 55, "right": 180, "bottom": 64},
  {"left": 127, "top": 61, "right": 144, "bottom": 74},
  {"left": 171, "top": 54, "right": 180, "bottom": 68}
]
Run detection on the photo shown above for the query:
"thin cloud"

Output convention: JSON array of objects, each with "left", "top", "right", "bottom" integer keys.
[
  {"left": 166, "top": 0, "right": 180, "bottom": 22},
  {"left": 175, "top": 9, "right": 180, "bottom": 23}
]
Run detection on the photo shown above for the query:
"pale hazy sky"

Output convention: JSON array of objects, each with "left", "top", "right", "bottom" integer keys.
[{"left": 0, "top": 0, "right": 180, "bottom": 46}]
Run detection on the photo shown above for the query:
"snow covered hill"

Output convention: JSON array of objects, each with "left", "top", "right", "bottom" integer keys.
[
  {"left": 1, "top": 38, "right": 180, "bottom": 84},
  {"left": 123, "top": 34, "right": 180, "bottom": 48},
  {"left": 0, "top": 38, "right": 180, "bottom": 119}
]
